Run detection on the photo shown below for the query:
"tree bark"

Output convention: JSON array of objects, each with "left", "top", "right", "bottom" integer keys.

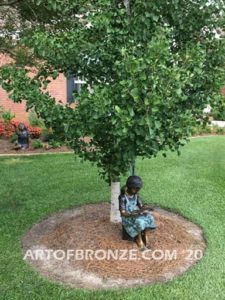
[{"left": 110, "top": 181, "right": 121, "bottom": 223}]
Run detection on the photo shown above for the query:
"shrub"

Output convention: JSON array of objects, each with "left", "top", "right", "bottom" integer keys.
[
  {"left": 216, "top": 127, "right": 225, "bottom": 134},
  {"left": 0, "top": 121, "right": 4, "bottom": 137},
  {"left": 32, "top": 139, "right": 43, "bottom": 149},
  {"left": 0, "top": 106, "right": 15, "bottom": 125},
  {"left": 29, "top": 111, "right": 45, "bottom": 128},
  {"left": 0, "top": 119, "right": 42, "bottom": 139},
  {"left": 191, "top": 123, "right": 225, "bottom": 136},
  {"left": 191, "top": 124, "right": 213, "bottom": 136},
  {"left": 40, "top": 128, "right": 54, "bottom": 142},
  {"left": 194, "top": 125, "right": 205, "bottom": 135},
  {"left": 48, "top": 139, "right": 62, "bottom": 148},
  {"left": 28, "top": 126, "right": 42, "bottom": 139},
  {"left": 204, "top": 126, "right": 212, "bottom": 134},
  {"left": 0, "top": 120, "right": 15, "bottom": 138},
  {"left": 0, "top": 107, "right": 16, "bottom": 138},
  {"left": 211, "top": 108, "right": 225, "bottom": 121},
  {"left": 9, "top": 134, "right": 18, "bottom": 143}
]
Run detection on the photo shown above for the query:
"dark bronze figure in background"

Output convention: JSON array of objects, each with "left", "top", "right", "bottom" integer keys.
[{"left": 14, "top": 123, "right": 30, "bottom": 150}]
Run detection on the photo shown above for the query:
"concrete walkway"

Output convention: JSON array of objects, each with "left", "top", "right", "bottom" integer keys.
[{"left": 0, "top": 151, "right": 73, "bottom": 157}]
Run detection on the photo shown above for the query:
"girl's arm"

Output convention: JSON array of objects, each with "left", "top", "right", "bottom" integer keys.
[
  {"left": 137, "top": 194, "right": 154, "bottom": 211},
  {"left": 120, "top": 208, "right": 140, "bottom": 217},
  {"left": 137, "top": 194, "right": 144, "bottom": 209},
  {"left": 119, "top": 194, "right": 140, "bottom": 217}
]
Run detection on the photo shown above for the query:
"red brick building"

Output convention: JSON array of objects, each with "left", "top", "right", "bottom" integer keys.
[
  {"left": 1, "top": 53, "right": 225, "bottom": 124},
  {"left": 0, "top": 54, "right": 69, "bottom": 122}
]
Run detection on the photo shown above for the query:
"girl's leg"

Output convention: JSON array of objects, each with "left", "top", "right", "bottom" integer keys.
[
  {"left": 142, "top": 229, "right": 151, "bottom": 248},
  {"left": 135, "top": 232, "right": 147, "bottom": 251}
]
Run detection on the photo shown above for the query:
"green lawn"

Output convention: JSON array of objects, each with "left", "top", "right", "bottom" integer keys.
[{"left": 0, "top": 136, "right": 225, "bottom": 300}]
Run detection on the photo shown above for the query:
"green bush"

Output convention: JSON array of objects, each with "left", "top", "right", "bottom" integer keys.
[
  {"left": 194, "top": 125, "right": 205, "bottom": 135},
  {"left": 216, "top": 127, "right": 225, "bottom": 134},
  {"left": 0, "top": 106, "right": 15, "bottom": 125},
  {"left": 48, "top": 139, "right": 62, "bottom": 148},
  {"left": 192, "top": 124, "right": 213, "bottom": 135},
  {"left": 211, "top": 106, "right": 225, "bottom": 121},
  {"left": 29, "top": 111, "right": 45, "bottom": 128},
  {"left": 32, "top": 139, "right": 44, "bottom": 149},
  {"left": 9, "top": 134, "right": 18, "bottom": 143},
  {"left": 40, "top": 128, "right": 54, "bottom": 142},
  {"left": 204, "top": 126, "right": 212, "bottom": 134},
  {"left": 191, "top": 123, "right": 225, "bottom": 136}
]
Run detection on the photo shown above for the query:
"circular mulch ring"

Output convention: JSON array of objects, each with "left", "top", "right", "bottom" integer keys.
[{"left": 22, "top": 203, "right": 206, "bottom": 289}]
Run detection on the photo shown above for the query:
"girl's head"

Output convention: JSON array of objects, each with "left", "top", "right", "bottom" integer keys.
[
  {"left": 126, "top": 175, "right": 143, "bottom": 194},
  {"left": 18, "top": 123, "right": 26, "bottom": 131}
]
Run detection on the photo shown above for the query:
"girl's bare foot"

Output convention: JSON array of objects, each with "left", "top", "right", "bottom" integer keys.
[
  {"left": 142, "top": 230, "right": 151, "bottom": 249},
  {"left": 135, "top": 232, "right": 146, "bottom": 250}
]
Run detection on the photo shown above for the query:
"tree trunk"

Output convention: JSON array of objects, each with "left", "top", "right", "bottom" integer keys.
[
  {"left": 130, "top": 157, "right": 135, "bottom": 176},
  {"left": 110, "top": 181, "right": 121, "bottom": 223}
]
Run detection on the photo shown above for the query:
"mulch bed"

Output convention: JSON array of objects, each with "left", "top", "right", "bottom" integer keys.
[
  {"left": 22, "top": 203, "right": 206, "bottom": 289},
  {"left": 0, "top": 139, "right": 72, "bottom": 154}
]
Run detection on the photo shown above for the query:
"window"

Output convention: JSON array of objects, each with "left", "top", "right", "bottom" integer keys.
[{"left": 66, "top": 75, "right": 86, "bottom": 103}]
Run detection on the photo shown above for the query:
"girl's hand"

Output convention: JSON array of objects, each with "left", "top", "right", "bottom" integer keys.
[
  {"left": 142, "top": 205, "right": 154, "bottom": 211},
  {"left": 139, "top": 210, "right": 150, "bottom": 215}
]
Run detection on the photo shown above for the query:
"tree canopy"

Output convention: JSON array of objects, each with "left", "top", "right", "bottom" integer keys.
[{"left": 1, "top": 0, "right": 225, "bottom": 183}]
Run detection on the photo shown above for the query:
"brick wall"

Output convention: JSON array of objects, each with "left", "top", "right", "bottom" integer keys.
[{"left": 0, "top": 54, "right": 67, "bottom": 123}]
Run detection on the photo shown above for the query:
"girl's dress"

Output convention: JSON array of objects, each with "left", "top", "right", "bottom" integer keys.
[
  {"left": 17, "top": 129, "right": 29, "bottom": 149},
  {"left": 119, "top": 192, "right": 156, "bottom": 238}
]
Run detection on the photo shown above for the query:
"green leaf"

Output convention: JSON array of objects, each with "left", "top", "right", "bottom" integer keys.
[
  {"left": 115, "top": 105, "right": 121, "bottom": 113},
  {"left": 128, "top": 107, "right": 134, "bottom": 117},
  {"left": 152, "top": 106, "right": 159, "bottom": 113},
  {"left": 176, "top": 88, "right": 182, "bottom": 97},
  {"left": 130, "top": 88, "right": 139, "bottom": 101},
  {"left": 155, "top": 120, "right": 161, "bottom": 129}
]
